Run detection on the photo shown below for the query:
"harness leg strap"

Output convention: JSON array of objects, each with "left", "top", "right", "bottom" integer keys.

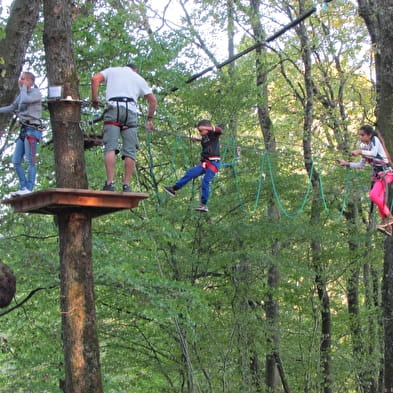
[
  {"left": 200, "top": 160, "right": 219, "bottom": 173},
  {"left": 27, "top": 135, "right": 39, "bottom": 165}
]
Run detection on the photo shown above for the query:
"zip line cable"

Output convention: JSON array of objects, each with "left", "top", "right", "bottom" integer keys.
[{"left": 168, "top": 0, "right": 334, "bottom": 92}]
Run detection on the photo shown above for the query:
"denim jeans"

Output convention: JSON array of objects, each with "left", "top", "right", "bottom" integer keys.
[
  {"left": 12, "top": 126, "right": 42, "bottom": 191},
  {"left": 175, "top": 161, "right": 220, "bottom": 204}
]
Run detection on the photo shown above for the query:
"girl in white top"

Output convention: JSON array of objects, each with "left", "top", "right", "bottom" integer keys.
[{"left": 338, "top": 125, "right": 393, "bottom": 235}]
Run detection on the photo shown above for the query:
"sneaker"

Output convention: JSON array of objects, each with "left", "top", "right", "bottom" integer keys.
[
  {"left": 162, "top": 185, "right": 176, "bottom": 197},
  {"left": 377, "top": 223, "right": 393, "bottom": 236},
  {"left": 102, "top": 182, "right": 115, "bottom": 191},
  {"left": 122, "top": 184, "right": 131, "bottom": 192},
  {"left": 195, "top": 203, "right": 208, "bottom": 212},
  {"left": 14, "top": 188, "right": 32, "bottom": 196}
]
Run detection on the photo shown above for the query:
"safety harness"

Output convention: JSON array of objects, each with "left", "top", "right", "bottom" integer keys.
[
  {"left": 19, "top": 121, "right": 43, "bottom": 165},
  {"left": 200, "top": 157, "right": 220, "bottom": 173},
  {"left": 103, "top": 96, "right": 135, "bottom": 130},
  {"left": 367, "top": 152, "right": 393, "bottom": 211}
]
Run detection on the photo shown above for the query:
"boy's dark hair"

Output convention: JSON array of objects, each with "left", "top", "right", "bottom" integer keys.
[
  {"left": 126, "top": 63, "right": 137, "bottom": 71},
  {"left": 196, "top": 119, "right": 211, "bottom": 127}
]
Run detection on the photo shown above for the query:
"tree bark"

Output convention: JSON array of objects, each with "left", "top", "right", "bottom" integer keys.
[
  {"left": 249, "top": 0, "right": 280, "bottom": 391},
  {"left": 357, "top": 1, "right": 393, "bottom": 391},
  {"left": 43, "top": 1, "right": 102, "bottom": 392},
  {"left": 58, "top": 212, "right": 102, "bottom": 393},
  {"left": 0, "top": 0, "right": 40, "bottom": 156},
  {"left": 0, "top": 0, "right": 40, "bottom": 108},
  {"left": 294, "top": 0, "right": 333, "bottom": 391}
]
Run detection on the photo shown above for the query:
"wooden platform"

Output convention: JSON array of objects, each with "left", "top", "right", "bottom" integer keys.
[{"left": 2, "top": 188, "right": 149, "bottom": 218}]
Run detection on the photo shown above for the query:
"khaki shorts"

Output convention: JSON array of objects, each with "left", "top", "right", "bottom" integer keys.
[{"left": 103, "top": 106, "right": 139, "bottom": 160}]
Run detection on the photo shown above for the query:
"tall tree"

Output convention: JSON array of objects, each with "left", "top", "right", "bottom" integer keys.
[
  {"left": 249, "top": 0, "right": 281, "bottom": 390},
  {"left": 0, "top": 0, "right": 40, "bottom": 108},
  {"left": 282, "top": 0, "right": 334, "bottom": 391},
  {"left": 0, "top": 1, "right": 389, "bottom": 393},
  {"left": 43, "top": 1, "right": 102, "bottom": 392},
  {"left": 0, "top": 0, "right": 40, "bottom": 156},
  {"left": 357, "top": 1, "right": 393, "bottom": 391}
]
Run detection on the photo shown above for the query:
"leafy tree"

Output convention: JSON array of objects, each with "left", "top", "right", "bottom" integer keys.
[{"left": 0, "top": 1, "right": 390, "bottom": 393}]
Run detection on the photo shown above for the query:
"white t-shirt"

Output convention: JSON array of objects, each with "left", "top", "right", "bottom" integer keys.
[
  {"left": 350, "top": 135, "right": 389, "bottom": 169},
  {"left": 100, "top": 66, "right": 152, "bottom": 112}
]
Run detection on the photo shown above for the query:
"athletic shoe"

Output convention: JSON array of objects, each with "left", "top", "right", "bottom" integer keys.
[
  {"left": 122, "top": 184, "right": 131, "bottom": 192},
  {"left": 377, "top": 223, "right": 392, "bottom": 236},
  {"left": 162, "top": 185, "right": 176, "bottom": 197},
  {"left": 195, "top": 204, "right": 208, "bottom": 212},
  {"left": 102, "top": 182, "right": 115, "bottom": 191},
  {"left": 14, "top": 188, "right": 32, "bottom": 196}
]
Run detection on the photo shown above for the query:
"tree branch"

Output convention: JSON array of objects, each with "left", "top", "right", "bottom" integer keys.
[{"left": 0, "top": 285, "right": 57, "bottom": 317}]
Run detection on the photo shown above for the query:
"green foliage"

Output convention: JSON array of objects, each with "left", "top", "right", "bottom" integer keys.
[{"left": 0, "top": 0, "right": 386, "bottom": 392}]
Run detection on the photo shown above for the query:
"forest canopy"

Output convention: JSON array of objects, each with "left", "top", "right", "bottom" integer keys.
[{"left": 0, "top": 1, "right": 391, "bottom": 393}]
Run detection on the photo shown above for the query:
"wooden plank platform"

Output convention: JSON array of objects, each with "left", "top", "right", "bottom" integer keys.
[{"left": 1, "top": 188, "right": 149, "bottom": 218}]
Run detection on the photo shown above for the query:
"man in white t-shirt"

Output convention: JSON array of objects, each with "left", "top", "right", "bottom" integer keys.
[{"left": 91, "top": 64, "right": 157, "bottom": 192}]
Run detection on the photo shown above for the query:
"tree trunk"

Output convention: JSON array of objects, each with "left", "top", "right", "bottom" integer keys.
[
  {"left": 294, "top": 0, "right": 333, "bottom": 391},
  {"left": 43, "top": 1, "right": 102, "bottom": 392},
  {"left": 249, "top": 0, "right": 280, "bottom": 390},
  {"left": 383, "top": 239, "right": 393, "bottom": 392},
  {"left": 231, "top": 258, "right": 260, "bottom": 393},
  {"left": 357, "top": 1, "right": 393, "bottom": 391},
  {"left": 246, "top": 0, "right": 281, "bottom": 389},
  {"left": 0, "top": 0, "right": 40, "bottom": 156},
  {"left": 0, "top": 0, "right": 40, "bottom": 108},
  {"left": 58, "top": 212, "right": 102, "bottom": 393},
  {"left": 364, "top": 258, "right": 384, "bottom": 393}
]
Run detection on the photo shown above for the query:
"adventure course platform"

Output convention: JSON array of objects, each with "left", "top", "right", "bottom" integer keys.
[{"left": 1, "top": 188, "right": 149, "bottom": 217}]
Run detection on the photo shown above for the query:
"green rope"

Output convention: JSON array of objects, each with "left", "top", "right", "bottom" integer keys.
[
  {"left": 145, "top": 131, "right": 161, "bottom": 203},
  {"left": 232, "top": 148, "right": 267, "bottom": 215},
  {"left": 266, "top": 151, "right": 314, "bottom": 218},
  {"left": 318, "top": 162, "right": 351, "bottom": 221},
  {"left": 139, "top": 129, "right": 355, "bottom": 219},
  {"left": 169, "top": 136, "right": 192, "bottom": 175}
]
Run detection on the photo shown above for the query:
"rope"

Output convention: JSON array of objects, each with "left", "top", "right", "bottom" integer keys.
[
  {"left": 231, "top": 146, "right": 266, "bottom": 216},
  {"left": 82, "top": 111, "right": 356, "bottom": 219},
  {"left": 137, "top": 128, "right": 354, "bottom": 219},
  {"left": 267, "top": 151, "right": 314, "bottom": 218},
  {"left": 167, "top": 0, "right": 333, "bottom": 92},
  {"left": 318, "top": 162, "right": 352, "bottom": 221}
]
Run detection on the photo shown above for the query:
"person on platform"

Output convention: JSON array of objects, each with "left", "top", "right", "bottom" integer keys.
[
  {"left": 91, "top": 63, "right": 157, "bottom": 192},
  {"left": 0, "top": 71, "right": 42, "bottom": 196}
]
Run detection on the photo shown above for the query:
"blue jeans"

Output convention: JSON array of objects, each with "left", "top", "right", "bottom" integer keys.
[
  {"left": 175, "top": 161, "right": 220, "bottom": 204},
  {"left": 12, "top": 126, "right": 42, "bottom": 191}
]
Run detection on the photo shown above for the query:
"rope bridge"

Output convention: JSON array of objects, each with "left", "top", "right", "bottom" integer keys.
[{"left": 98, "top": 124, "right": 360, "bottom": 219}]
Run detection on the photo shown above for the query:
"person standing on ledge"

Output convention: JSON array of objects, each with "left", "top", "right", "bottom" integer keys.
[
  {"left": 91, "top": 63, "right": 157, "bottom": 192},
  {"left": 0, "top": 71, "right": 42, "bottom": 196}
]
